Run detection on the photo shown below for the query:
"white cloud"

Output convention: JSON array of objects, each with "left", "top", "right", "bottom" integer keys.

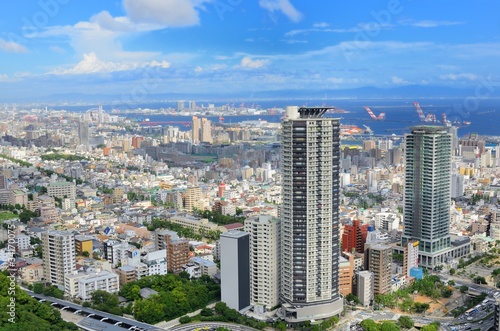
[
  {"left": 285, "top": 39, "right": 308, "bottom": 44},
  {"left": 285, "top": 22, "right": 392, "bottom": 37},
  {"left": 391, "top": 76, "right": 408, "bottom": 84},
  {"left": 0, "top": 74, "right": 8, "bottom": 81},
  {"left": 259, "top": 0, "right": 303, "bottom": 22},
  {"left": 439, "top": 73, "right": 478, "bottom": 81},
  {"left": 36, "top": 16, "right": 161, "bottom": 63},
  {"left": 327, "top": 77, "right": 360, "bottom": 84},
  {"left": 124, "top": 0, "right": 211, "bottom": 27},
  {"left": 313, "top": 22, "right": 329, "bottom": 28},
  {"left": 0, "top": 38, "right": 28, "bottom": 53},
  {"left": 50, "top": 52, "right": 170, "bottom": 75},
  {"left": 240, "top": 57, "right": 268, "bottom": 69},
  {"left": 400, "top": 20, "right": 464, "bottom": 28},
  {"left": 90, "top": 11, "right": 133, "bottom": 32}
]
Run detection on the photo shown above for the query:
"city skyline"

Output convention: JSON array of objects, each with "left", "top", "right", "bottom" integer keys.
[{"left": 0, "top": 1, "right": 499, "bottom": 100}]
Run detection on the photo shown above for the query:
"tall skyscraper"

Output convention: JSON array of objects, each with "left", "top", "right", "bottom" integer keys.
[
  {"left": 280, "top": 106, "right": 343, "bottom": 322},
  {"left": 42, "top": 231, "right": 76, "bottom": 287},
  {"left": 191, "top": 116, "right": 212, "bottom": 144},
  {"left": 192, "top": 116, "right": 200, "bottom": 143},
  {"left": 402, "top": 126, "right": 452, "bottom": 268},
  {"left": 78, "top": 120, "right": 90, "bottom": 150},
  {"left": 451, "top": 173, "right": 464, "bottom": 198},
  {"left": 177, "top": 100, "right": 184, "bottom": 112}
]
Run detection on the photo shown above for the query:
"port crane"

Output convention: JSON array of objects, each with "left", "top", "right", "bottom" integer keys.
[
  {"left": 364, "top": 107, "right": 386, "bottom": 120},
  {"left": 413, "top": 102, "right": 437, "bottom": 123}
]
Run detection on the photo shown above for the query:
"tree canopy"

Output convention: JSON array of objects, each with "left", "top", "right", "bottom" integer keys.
[
  {"left": 0, "top": 273, "right": 78, "bottom": 330},
  {"left": 118, "top": 273, "right": 220, "bottom": 323}
]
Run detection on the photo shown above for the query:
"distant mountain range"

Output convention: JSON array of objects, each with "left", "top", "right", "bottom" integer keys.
[{"left": 7, "top": 85, "right": 500, "bottom": 105}]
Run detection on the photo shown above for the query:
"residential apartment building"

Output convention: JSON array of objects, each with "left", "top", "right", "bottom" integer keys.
[
  {"left": 154, "top": 229, "right": 190, "bottom": 273},
  {"left": 356, "top": 271, "right": 374, "bottom": 307},
  {"left": 42, "top": 231, "right": 76, "bottom": 287},
  {"left": 366, "top": 243, "right": 392, "bottom": 295},
  {"left": 244, "top": 214, "right": 280, "bottom": 311},
  {"left": 280, "top": 107, "right": 343, "bottom": 322},
  {"left": 47, "top": 181, "right": 76, "bottom": 200}
]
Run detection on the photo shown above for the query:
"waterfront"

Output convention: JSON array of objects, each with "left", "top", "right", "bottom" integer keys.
[{"left": 52, "top": 98, "right": 500, "bottom": 137}]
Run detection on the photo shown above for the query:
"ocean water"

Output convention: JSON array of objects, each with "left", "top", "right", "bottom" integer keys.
[{"left": 56, "top": 98, "right": 500, "bottom": 137}]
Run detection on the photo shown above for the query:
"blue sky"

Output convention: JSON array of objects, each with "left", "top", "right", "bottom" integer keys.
[{"left": 0, "top": 0, "right": 499, "bottom": 101}]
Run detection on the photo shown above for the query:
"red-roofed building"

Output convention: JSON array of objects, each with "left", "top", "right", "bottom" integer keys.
[{"left": 223, "top": 223, "right": 244, "bottom": 231}]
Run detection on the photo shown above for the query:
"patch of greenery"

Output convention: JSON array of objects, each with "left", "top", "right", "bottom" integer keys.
[
  {"left": 0, "top": 211, "right": 18, "bottom": 221},
  {"left": 0, "top": 154, "right": 32, "bottom": 167},
  {"left": 118, "top": 273, "right": 220, "bottom": 324},
  {"left": 0, "top": 273, "right": 78, "bottom": 330}
]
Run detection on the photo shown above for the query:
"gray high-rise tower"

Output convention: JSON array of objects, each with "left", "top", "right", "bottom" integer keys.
[
  {"left": 402, "top": 126, "right": 452, "bottom": 267},
  {"left": 78, "top": 120, "right": 90, "bottom": 150},
  {"left": 280, "top": 106, "right": 343, "bottom": 322}
]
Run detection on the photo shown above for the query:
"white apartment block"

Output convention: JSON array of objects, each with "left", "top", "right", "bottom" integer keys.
[
  {"left": 244, "top": 215, "right": 280, "bottom": 312},
  {"left": 142, "top": 249, "right": 167, "bottom": 276},
  {"left": 65, "top": 270, "right": 119, "bottom": 300},
  {"left": 79, "top": 270, "right": 119, "bottom": 300},
  {"left": 189, "top": 256, "right": 217, "bottom": 278},
  {"left": 42, "top": 231, "right": 76, "bottom": 287},
  {"left": 47, "top": 181, "right": 76, "bottom": 200},
  {"left": 356, "top": 271, "right": 374, "bottom": 307},
  {"left": 374, "top": 213, "right": 400, "bottom": 232},
  {"left": 15, "top": 234, "right": 30, "bottom": 250}
]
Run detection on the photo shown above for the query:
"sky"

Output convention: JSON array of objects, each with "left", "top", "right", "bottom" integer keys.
[{"left": 0, "top": 0, "right": 499, "bottom": 102}]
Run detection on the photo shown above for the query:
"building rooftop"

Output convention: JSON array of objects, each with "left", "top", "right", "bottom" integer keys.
[{"left": 221, "top": 230, "right": 248, "bottom": 239}]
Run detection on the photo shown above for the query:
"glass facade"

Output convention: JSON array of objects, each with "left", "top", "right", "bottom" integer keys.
[{"left": 403, "top": 126, "right": 452, "bottom": 254}]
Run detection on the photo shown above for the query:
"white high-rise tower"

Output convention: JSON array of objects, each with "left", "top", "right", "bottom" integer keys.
[{"left": 280, "top": 107, "right": 343, "bottom": 322}]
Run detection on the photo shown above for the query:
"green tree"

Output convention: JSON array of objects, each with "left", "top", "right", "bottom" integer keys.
[
  {"left": 474, "top": 276, "right": 487, "bottom": 284},
  {"left": 134, "top": 298, "right": 165, "bottom": 324},
  {"left": 380, "top": 321, "right": 400, "bottom": 331},
  {"left": 200, "top": 308, "right": 213, "bottom": 317},
  {"left": 0, "top": 273, "right": 78, "bottom": 330},
  {"left": 421, "top": 324, "right": 438, "bottom": 331},
  {"left": 413, "top": 302, "right": 430, "bottom": 314},
  {"left": 449, "top": 268, "right": 456, "bottom": 275},
  {"left": 398, "top": 316, "right": 414, "bottom": 329},
  {"left": 346, "top": 293, "right": 361, "bottom": 304},
  {"left": 275, "top": 321, "right": 287, "bottom": 331},
  {"left": 33, "top": 282, "right": 44, "bottom": 294},
  {"left": 179, "top": 315, "right": 192, "bottom": 324},
  {"left": 360, "top": 319, "right": 380, "bottom": 331},
  {"left": 441, "top": 288, "right": 453, "bottom": 298},
  {"left": 90, "top": 290, "right": 122, "bottom": 315},
  {"left": 459, "top": 285, "right": 468, "bottom": 293}
]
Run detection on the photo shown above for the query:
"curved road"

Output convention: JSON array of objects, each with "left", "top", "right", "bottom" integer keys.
[{"left": 170, "top": 322, "right": 260, "bottom": 331}]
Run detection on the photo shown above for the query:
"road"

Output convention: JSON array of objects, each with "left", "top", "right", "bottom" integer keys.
[
  {"left": 25, "top": 290, "right": 166, "bottom": 331},
  {"left": 170, "top": 322, "right": 259, "bottom": 331}
]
